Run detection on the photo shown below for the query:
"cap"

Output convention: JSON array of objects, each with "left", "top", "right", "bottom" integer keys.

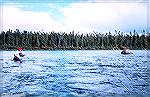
[{"left": 17, "top": 47, "right": 22, "bottom": 51}]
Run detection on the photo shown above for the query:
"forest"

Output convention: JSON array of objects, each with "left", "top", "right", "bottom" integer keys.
[{"left": 0, "top": 29, "right": 149, "bottom": 50}]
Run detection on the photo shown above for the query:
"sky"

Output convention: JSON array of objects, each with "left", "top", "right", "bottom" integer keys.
[{"left": 0, "top": 0, "right": 149, "bottom": 34}]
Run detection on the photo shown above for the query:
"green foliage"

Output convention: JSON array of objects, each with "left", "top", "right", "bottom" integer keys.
[{"left": 0, "top": 29, "right": 149, "bottom": 50}]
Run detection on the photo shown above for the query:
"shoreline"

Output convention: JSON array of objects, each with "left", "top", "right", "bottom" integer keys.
[{"left": 0, "top": 48, "right": 115, "bottom": 50}]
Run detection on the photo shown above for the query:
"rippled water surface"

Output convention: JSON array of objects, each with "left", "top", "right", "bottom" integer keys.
[{"left": 0, "top": 50, "right": 150, "bottom": 97}]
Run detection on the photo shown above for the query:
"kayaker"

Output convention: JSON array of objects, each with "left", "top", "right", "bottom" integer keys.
[
  {"left": 121, "top": 47, "right": 132, "bottom": 54},
  {"left": 18, "top": 47, "right": 25, "bottom": 57},
  {"left": 13, "top": 47, "right": 25, "bottom": 61}
]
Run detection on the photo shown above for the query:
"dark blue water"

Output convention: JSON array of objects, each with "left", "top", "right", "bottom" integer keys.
[{"left": 0, "top": 50, "right": 150, "bottom": 97}]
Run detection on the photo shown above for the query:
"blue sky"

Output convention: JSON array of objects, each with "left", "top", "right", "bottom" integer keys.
[{"left": 1, "top": 0, "right": 149, "bottom": 34}]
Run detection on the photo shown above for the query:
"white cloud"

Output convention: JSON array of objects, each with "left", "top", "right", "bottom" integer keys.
[
  {"left": 2, "top": 4, "right": 66, "bottom": 32},
  {"left": 60, "top": 2, "right": 147, "bottom": 33},
  {"left": 1, "top": 2, "right": 148, "bottom": 34}
]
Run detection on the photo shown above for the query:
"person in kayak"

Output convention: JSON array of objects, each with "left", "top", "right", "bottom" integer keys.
[
  {"left": 13, "top": 47, "right": 25, "bottom": 61},
  {"left": 121, "top": 47, "right": 133, "bottom": 54},
  {"left": 18, "top": 47, "right": 25, "bottom": 57}
]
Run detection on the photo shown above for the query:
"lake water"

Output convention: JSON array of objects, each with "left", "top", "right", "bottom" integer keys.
[{"left": 0, "top": 50, "right": 150, "bottom": 97}]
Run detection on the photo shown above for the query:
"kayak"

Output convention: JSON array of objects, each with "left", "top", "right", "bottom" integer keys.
[
  {"left": 121, "top": 51, "right": 133, "bottom": 54},
  {"left": 13, "top": 53, "right": 25, "bottom": 63},
  {"left": 13, "top": 56, "right": 21, "bottom": 61}
]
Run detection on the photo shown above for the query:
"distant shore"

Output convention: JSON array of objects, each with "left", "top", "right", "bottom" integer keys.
[
  {"left": 0, "top": 29, "right": 149, "bottom": 50},
  {"left": 0, "top": 46, "right": 148, "bottom": 51}
]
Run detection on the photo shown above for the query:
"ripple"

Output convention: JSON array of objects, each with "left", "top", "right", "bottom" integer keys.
[{"left": 1, "top": 50, "right": 149, "bottom": 96}]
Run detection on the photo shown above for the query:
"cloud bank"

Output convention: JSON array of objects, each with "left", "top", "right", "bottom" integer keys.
[
  {"left": 1, "top": 1, "right": 148, "bottom": 34},
  {"left": 2, "top": 5, "right": 67, "bottom": 32}
]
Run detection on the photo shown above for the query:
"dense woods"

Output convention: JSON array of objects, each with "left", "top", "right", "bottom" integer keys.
[{"left": 0, "top": 29, "right": 149, "bottom": 50}]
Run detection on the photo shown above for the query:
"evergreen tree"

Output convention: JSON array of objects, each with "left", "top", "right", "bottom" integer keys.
[{"left": 0, "top": 29, "right": 149, "bottom": 50}]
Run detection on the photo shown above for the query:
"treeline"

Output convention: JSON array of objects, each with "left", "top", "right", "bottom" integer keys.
[{"left": 0, "top": 29, "right": 149, "bottom": 50}]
